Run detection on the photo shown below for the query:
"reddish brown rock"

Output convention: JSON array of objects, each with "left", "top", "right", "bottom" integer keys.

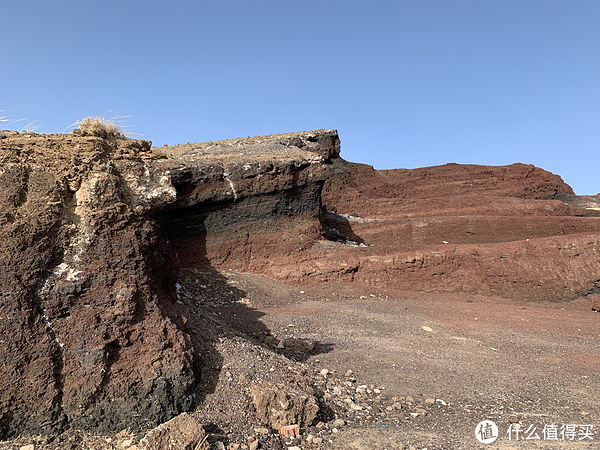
[
  {"left": 0, "top": 133, "right": 198, "bottom": 438},
  {"left": 307, "top": 161, "right": 600, "bottom": 301},
  {"left": 0, "top": 129, "right": 337, "bottom": 438},
  {"left": 2, "top": 125, "right": 598, "bottom": 441}
]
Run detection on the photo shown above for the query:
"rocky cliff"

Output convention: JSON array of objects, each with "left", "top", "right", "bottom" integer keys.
[
  {"left": 316, "top": 161, "right": 600, "bottom": 300},
  {"left": 0, "top": 129, "right": 338, "bottom": 438},
  {"left": 1, "top": 128, "right": 599, "bottom": 440}
]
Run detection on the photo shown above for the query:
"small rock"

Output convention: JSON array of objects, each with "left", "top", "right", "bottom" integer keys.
[
  {"left": 254, "top": 427, "right": 269, "bottom": 435},
  {"left": 421, "top": 326, "right": 433, "bottom": 333},
  {"left": 312, "top": 437, "right": 323, "bottom": 445},
  {"left": 425, "top": 398, "right": 435, "bottom": 404},
  {"left": 287, "top": 447, "right": 301, "bottom": 450},
  {"left": 436, "top": 399, "right": 447, "bottom": 406},
  {"left": 405, "top": 396, "right": 414, "bottom": 404},
  {"left": 19, "top": 446, "right": 34, "bottom": 450},
  {"left": 249, "top": 440, "right": 259, "bottom": 450},
  {"left": 333, "top": 418, "right": 345, "bottom": 427},
  {"left": 415, "top": 408, "right": 427, "bottom": 415},
  {"left": 320, "top": 369, "right": 329, "bottom": 377},
  {"left": 344, "top": 370, "right": 353, "bottom": 377},
  {"left": 278, "top": 424, "right": 300, "bottom": 438}
]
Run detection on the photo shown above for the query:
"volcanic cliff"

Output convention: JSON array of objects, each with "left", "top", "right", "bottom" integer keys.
[{"left": 1, "top": 128, "right": 599, "bottom": 440}]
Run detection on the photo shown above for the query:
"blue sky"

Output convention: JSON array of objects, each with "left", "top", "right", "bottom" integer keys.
[{"left": 1, "top": 1, "right": 599, "bottom": 194}]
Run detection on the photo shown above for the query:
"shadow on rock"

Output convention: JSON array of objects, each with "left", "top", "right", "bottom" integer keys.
[{"left": 322, "top": 208, "right": 369, "bottom": 246}]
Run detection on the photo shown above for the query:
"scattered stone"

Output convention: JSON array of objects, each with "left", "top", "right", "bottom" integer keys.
[
  {"left": 320, "top": 369, "right": 329, "bottom": 377},
  {"left": 19, "top": 445, "right": 34, "bottom": 450},
  {"left": 345, "top": 370, "right": 353, "bottom": 377},
  {"left": 248, "top": 440, "right": 259, "bottom": 450},
  {"left": 421, "top": 326, "right": 434, "bottom": 333},
  {"left": 436, "top": 399, "right": 447, "bottom": 406},
  {"left": 405, "top": 396, "right": 415, "bottom": 404},
  {"left": 312, "top": 437, "right": 323, "bottom": 445},
  {"left": 425, "top": 398, "right": 435, "bottom": 404}
]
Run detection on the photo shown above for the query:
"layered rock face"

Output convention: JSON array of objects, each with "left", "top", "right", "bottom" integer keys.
[
  {"left": 313, "top": 162, "right": 600, "bottom": 300},
  {"left": 0, "top": 129, "right": 339, "bottom": 438},
  {"left": 1, "top": 126, "right": 599, "bottom": 439},
  {"left": 158, "top": 130, "right": 339, "bottom": 274}
]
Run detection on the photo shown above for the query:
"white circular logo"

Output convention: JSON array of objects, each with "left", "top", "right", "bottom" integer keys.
[{"left": 475, "top": 420, "right": 498, "bottom": 444}]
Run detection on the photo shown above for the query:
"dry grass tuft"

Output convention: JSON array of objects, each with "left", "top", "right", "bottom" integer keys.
[{"left": 75, "top": 116, "right": 124, "bottom": 139}]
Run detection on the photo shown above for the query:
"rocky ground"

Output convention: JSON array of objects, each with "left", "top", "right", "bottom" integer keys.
[{"left": 6, "top": 269, "right": 597, "bottom": 449}]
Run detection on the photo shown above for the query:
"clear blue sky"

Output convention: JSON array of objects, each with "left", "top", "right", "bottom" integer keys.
[{"left": 2, "top": 1, "right": 599, "bottom": 194}]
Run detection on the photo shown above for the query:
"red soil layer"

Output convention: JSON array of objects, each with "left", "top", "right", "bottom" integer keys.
[{"left": 209, "top": 161, "right": 600, "bottom": 302}]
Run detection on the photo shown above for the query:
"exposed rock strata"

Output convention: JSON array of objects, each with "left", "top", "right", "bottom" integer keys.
[
  {"left": 314, "top": 162, "right": 600, "bottom": 300},
  {"left": 0, "top": 129, "right": 339, "bottom": 438},
  {"left": 1, "top": 127, "right": 599, "bottom": 440}
]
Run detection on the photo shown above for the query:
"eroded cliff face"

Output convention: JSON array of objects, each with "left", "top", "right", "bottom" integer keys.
[
  {"left": 0, "top": 133, "right": 197, "bottom": 437},
  {"left": 0, "top": 129, "right": 340, "bottom": 438},
  {"left": 158, "top": 130, "right": 339, "bottom": 274},
  {"left": 316, "top": 161, "right": 600, "bottom": 301},
  {"left": 1, "top": 127, "right": 599, "bottom": 440}
]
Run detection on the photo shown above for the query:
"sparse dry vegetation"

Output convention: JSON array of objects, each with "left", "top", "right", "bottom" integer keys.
[{"left": 75, "top": 116, "right": 124, "bottom": 138}]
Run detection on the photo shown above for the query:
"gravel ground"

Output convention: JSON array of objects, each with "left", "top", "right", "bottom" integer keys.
[{"left": 211, "top": 270, "right": 600, "bottom": 449}]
